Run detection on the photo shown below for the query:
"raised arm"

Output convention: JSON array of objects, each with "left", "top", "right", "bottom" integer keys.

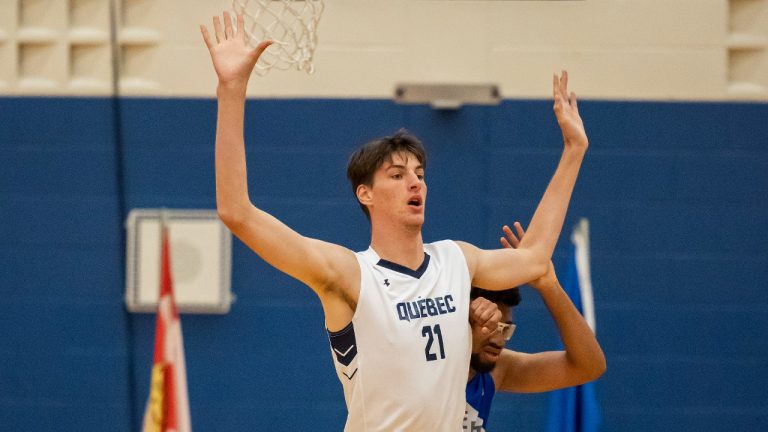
[
  {"left": 494, "top": 223, "right": 605, "bottom": 393},
  {"left": 200, "top": 13, "right": 358, "bottom": 317},
  {"left": 201, "top": 13, "right": 271, "bottom": 226},
  {"left": 461, "top": 71, "right": 588, "bottom": 291}
]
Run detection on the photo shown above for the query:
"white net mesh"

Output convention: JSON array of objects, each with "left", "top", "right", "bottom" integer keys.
[{"left": 232, "top": 0, "right": 324, "bottom": 75}]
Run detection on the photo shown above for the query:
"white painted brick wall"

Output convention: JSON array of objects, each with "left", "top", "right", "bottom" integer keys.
[{"left": 0, "top": 0, "right": 765, "bottom": 100}]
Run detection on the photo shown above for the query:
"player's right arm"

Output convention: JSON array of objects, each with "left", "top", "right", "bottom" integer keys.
[{"left": 201, "top": 12, "right": 358, "bottom": 322}]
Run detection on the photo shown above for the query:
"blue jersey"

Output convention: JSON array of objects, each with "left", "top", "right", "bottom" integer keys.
[{"left": 464, "top": 371, "right": 496, "bottom": 431}]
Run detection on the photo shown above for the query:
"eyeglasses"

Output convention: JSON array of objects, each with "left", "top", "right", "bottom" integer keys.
[{"left": 496, "top": 322, "right": 516, "bottom": 341}]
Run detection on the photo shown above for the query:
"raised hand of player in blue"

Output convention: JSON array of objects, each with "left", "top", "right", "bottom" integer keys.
[{"left": 200, "top": 12, "right": 272, "bottom": 88}]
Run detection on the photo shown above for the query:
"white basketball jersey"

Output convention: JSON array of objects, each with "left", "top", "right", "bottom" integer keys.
[{"left": 327, "top": 240, "right": 472, "bottom": 431}]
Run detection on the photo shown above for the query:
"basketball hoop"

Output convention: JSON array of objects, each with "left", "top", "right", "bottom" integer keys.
[{"left": 232, "top": 0, "right": 324, "bottom": 75}]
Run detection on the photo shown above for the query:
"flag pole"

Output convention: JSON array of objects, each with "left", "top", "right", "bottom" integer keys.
[
  {"left": 141, "top": 209, "right": 192, "bottom": 432},
  {"left": 546, "top": 217, "right": 601, "bottom": 432},
  {"left": 572, "top": 218, "right": 596, "bottom": 334}
]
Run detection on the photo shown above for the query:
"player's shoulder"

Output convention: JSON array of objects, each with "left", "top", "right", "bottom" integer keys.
[
  {"left": 447, "top": 239, "right": 481, "bottom": 253},
  {"left": 425, "top": 239, "right": 463, "bottom": 251},
  {"left": 442, "top": 240, "right": 480, "bottom": 269},
  {"left": 424, "top": 239, "right": 467, "bottom": 258}
]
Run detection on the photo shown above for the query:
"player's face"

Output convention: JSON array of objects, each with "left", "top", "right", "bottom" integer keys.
[
  {"left": 470, "top": 302, "right": 513, "bottom": 373},
  {"left": 369, "top": 151, "right": 426, "bottom": 228}
]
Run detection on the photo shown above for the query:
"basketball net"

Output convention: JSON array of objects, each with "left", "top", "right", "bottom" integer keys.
[{"left": 232, "top": 0, "right": 325, "bottom": 75}]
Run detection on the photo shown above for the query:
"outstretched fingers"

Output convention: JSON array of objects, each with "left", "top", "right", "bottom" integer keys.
[
  {"left": 560, "top": 70, "right": 569, "bottom": 99},
  {"left": 200, "top": 25, "right": 213, "bottom": 50},
  {"left": 501, "top": 225, "right": 519, "bottom": 249},
  {"left": 500, "top": 236, "right": 512, "bottom": 249},
  {"left": 223, "top": 11, "right": 234, "bottom": 40},
  {"left": 552, "top": 73, "right": 560, "bottom": 101},
  {"left": 554, "top": 70, "right": 580, "bottom": 112},
  {"left": 570, "top": 91, "right": 579, "bottom": 113},
  {"left": 202, "top": 12, "right": 241, "bottom": 47},
  {"left": 237, "top": 13, "right": 246, "bottom": 41},
  {"left": 553, "top": 72, "right": 567, "bottom": 111},
  {"left": 212, "top": 15, "right": 224, "bottom": 43},
  {"left": 513, "top": 221, "right": 526, "bottom": 239},
  {"left": 500, "top": 222, "right": 526, "bottom": 250},
  {"left": 201, "top": 11, "right": 274, "bottom": 82}
]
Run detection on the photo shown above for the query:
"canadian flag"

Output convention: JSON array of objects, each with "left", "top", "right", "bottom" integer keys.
[{"left": 142, "top": 224, "right": 192, "bottom": 432}]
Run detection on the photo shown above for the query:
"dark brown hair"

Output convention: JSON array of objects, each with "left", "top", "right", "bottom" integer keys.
[
  {"left": 470, "top": 287, "right": 522, "bottom": 307},
  {"left": 347, "top": 129, "right": 427, "bottom": 220}
]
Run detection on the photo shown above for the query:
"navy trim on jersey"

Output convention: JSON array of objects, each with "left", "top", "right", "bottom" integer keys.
[
  {"left": 376, "top": 253, "right": 431, "bottom": 279},
  {"left": 327, "top": 322, "right": 357, "bottom": 367}
]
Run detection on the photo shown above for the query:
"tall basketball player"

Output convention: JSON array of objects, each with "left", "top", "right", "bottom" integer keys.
[{"left": 201, "top": 11, "right": 589, "bottom": 431}]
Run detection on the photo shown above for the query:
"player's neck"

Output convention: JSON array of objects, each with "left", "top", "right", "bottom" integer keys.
[
  {"left": 467, "top": 368, "right": 477, "bottom": 382},
  {"left": 370, "top": 222, "right": 424, "bottom": 270}
]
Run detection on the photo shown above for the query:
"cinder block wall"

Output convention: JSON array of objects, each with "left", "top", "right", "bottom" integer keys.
[{"left": 2, "top": 97, "right": 766, "bottom": 431}]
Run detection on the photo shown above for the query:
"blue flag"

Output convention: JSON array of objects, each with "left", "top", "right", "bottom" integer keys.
[{"left": 545, "top": 218, "right": 601, "bottom": 432}]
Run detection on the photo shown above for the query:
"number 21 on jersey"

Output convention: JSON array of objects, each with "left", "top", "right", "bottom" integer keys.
[{"left": 421, "top": 324, "right": 446, "bottom": 361}]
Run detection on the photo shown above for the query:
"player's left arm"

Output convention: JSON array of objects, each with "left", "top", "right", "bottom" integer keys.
[
  {"left": 457, "top": 241, "right": 546, "bottom": 292},
  {"left": 458, "top": 71, "right": 588, "bottom": 292},
  {"left": 492, "top": 223, "right": 605, "bottom": 393}
]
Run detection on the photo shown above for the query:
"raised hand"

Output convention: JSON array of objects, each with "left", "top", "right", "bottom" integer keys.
[
  {"left": 500, "top": 222, "right": 558, "bottom": 291},
  {"left": 552, "top": 71, "right": 588, "bottom": 151},
  {"left": 200, "top": 12, "right": 273, "bottom": 89}
]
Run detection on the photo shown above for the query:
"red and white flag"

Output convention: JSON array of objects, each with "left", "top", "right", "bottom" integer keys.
[{"left": 142, "top": 224, "right": 192, "bottom": 432}]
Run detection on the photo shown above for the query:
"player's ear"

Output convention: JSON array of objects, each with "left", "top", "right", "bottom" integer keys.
[{"left": 356, "top": 184, "right": 373, "bottom": 207}]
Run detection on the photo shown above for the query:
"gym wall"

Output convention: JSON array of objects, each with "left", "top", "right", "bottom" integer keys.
[{"left": 1, "top": 1, "right": 766, "bottom": 431}]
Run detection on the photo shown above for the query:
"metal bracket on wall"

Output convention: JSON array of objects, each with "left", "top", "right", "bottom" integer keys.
[
  {"left": 394, "top": 83, "right": 501, "bottom": 110},
  {"left": 125, "top": 209, "right": 234, "bottom": 314}
]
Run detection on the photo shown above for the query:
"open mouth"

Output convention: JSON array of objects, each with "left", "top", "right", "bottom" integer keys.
[{"left": 408, "top": 197, "right": 422, "bottom": 207}]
